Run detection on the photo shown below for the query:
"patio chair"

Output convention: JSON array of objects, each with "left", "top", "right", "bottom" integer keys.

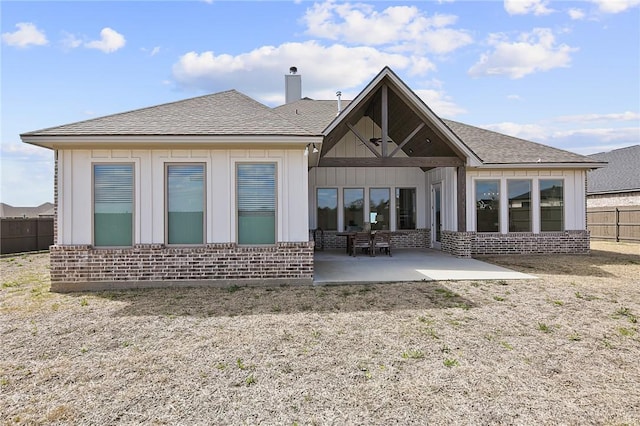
[
  {"left": 372, "top": 231, "right": 392, "bottom": 257},
  {"left": 351, "top": 232, "right": 372, "bottom": 257}
]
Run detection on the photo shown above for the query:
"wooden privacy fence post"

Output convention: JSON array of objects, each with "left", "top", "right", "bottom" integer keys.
[{"left": 615, "top": 207, "right": 620, "bottom": 242}]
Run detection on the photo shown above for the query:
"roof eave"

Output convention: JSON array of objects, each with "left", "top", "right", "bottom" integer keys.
[
  {"left": 471, "top": 162, "right": 608, "bottom": 169},
  {"left": 21, "top": 134, "right": 323, "bottom": 150}
]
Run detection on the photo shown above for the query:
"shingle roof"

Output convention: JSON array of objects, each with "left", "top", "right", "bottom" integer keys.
[
  {"left": 21, "top": 84, "right": 602, "bottom": 167},
  {"left": 587, "top": 145, "right": 640, "bottom": 194},
  {"left": 274, "top": 98, "right": 598, "bottom": 165},
  {"left": 0, "top": 202, "right": 54, "bottom": 218},
  {"left": 442, "top": 120, "right": 597, "bottom": 165},
  {"left": 22, "top": 90, "right": 317, "bottom": 137}
]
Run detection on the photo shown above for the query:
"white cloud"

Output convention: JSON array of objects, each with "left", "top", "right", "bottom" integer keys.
[
  {"left": 61, "top": 32, "right": 82, "bottom": 50},
  {"left": 507, "top": 94, "right": 522, "bottom": 101},
  {"left": 1, "top": 22, "right": 48, "bottom": 48},
  {"left": 554, "top": 111, "right": 640, "bottom": 123},
  {"left": 172, "top": 41, "right": 433, "bottom": 104},
  {"left": 150, "top": 46, "right": 161, "bottom": 56},
  {"left": 591, "top": 0, "right": 640, "bottom": 13},
  {"left": 482, "top": 122, "right": 549, "bottom": 141},
  {"left": 414, "top": 89, "right": 466, "bottom": 117},
  {"left": 553, "top": 127, "right": 640, "bottom": 142},
  {"left": 568, "top": 8, "right": 586, "bottom": 20},
  {"left": 468, "top": 28, "right": 577, "bottom": 79},
  {"left": 302, "top": 1, "right": 472, "bottom": 54},
  {"left": 85, "top": 27, "right": 126, "bottom": 53},
  {"left": 504, "top": 0, "right": 553, "bottom": 15}
]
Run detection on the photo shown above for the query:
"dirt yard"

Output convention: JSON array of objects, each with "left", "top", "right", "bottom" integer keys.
[{"left": 1, "top": 241, "right": 639, "bottom": 425}]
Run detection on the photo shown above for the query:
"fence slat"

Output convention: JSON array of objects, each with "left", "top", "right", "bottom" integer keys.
[{"left": 0, "top": 217, "right": 54, "bottom": 255}]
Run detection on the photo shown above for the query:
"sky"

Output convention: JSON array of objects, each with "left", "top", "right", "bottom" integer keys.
[{"left": 1, "top": 0, "right": 639, "bottom": 206}]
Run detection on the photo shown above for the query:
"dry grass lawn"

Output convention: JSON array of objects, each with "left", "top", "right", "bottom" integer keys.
[{"left": 1, "top": 241, "right": 639, "bottom": 425}]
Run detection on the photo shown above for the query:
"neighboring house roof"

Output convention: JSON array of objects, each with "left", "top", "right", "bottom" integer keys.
[
  {"left": 22, "top": 90, "right": 317, "bottom": 137},
  {"left": 587, "top": 145, "right": 640, "bottom": 194},
  {"left": 0, "top": 202, "right": 54, "bottom": 218},
  {"left": 21, "top": 67, "right": 603, "bottom": 169}
]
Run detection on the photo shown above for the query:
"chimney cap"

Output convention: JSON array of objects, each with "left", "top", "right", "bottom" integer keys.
[{"left": 289, "top": 66, "right": 298, "bottom": 74}]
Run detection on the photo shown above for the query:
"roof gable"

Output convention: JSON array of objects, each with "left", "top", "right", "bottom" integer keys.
[{"left": 321, "top": 66, "right": 482, "bottom": 166}]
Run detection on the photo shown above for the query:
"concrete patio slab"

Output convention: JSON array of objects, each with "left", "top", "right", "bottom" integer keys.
[{"left": 313, "top": 249, "right": 536, "bottom": 284}]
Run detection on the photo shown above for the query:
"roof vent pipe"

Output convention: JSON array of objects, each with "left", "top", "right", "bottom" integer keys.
[
  {"left": 285, "top": 66, "right": 302, "bottom": 104},
  {"left": 336, "top": 91, "right": 342, "bottom": 115}
]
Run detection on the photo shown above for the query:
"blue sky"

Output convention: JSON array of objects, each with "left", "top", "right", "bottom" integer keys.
[{"left": 2, "top": 0, "right": 639, "bottom": 206}]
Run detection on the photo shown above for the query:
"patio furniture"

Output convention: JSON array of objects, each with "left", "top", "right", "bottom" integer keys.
[
  {"left": 372, "top": 231, "right": 392, "bottom": 256},
  {"left": 351, "top": 232, "right": 372, "bottom": 257}
]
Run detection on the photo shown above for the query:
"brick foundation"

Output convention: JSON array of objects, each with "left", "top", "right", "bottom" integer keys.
[
  {"left": 312, "top": 228, "right": 431, "bottom": 250},
  {"left": 50, "top": 242, "right": 314, "bottom": 292},
  {"left": 442, "top": 230, "right": 590, "bottom": 257}
]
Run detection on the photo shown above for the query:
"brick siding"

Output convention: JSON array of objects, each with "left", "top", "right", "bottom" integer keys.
[
  {"left": 312, "top": 228, "right": 431, "bottom": 250},
  {"left": 50, "top": 242, "right": 314, "bottom": 291},
  {"left": 442, "top": 230, "right": 590, "bottom": 257}
]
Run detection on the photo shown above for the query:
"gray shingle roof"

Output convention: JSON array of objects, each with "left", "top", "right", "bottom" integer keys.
[
  {"left": 442, "top": 120, "right": 597, "bottom": 165},
  {"left": 587, "top": 145, "right": 640, "bottom": 194},
  {"left": 274, "top": 98, "right": 598, "bottom": 165},
  {"left": 22, "top": 90, "right": 317, "bottom": 137},
  {"left": 21, "top": 85, "right": 602, "bottom": 167}
]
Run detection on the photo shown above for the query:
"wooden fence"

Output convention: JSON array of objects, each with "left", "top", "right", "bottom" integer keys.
[
  {"left": 587, "top": 206, "right": 640, "bottom": 242},
  {"left": 0, "top": 217, "right": 54, "bottom": 255}
]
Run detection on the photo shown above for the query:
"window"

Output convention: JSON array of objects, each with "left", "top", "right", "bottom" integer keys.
[
  {"left": 396, "top": 188, "right": 416, "bottom": 230},
  {"left": 508, "top": 180, "right": 531, "bottom": 232},
  {"left": 237, "top": 163, "right": 276, "bottom": 244},
  {"left": 370, "top": 188, "right": 390, "bottom": 230},
  {"left": 93, "top": 164, "right": 133, "bottom": 247},
  {"left": 167, "top": 164, "right": 205, "bottom": 244},
  {"left": 317, "top": 188, "right": 337, "bottom": 231},
  {"left": 476, "top": 180, "right": 500, "bottom": 232},
  {"left": 343, "top": 188, "right": 364, "bottom": 231},
  {"left": 540, "top": 179, "right": 564, "bottom": 231}
]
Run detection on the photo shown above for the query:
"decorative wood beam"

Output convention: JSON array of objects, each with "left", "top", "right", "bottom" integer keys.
[
  {"left": 318, "top": 157, "right": 463, "bottom": 168},
  {"left": 346, "top": 122, "right": 381, "bottom": 158},
  {"left": 457, "top": 166, "right": 467, "bottom": 231},
  {"left": 381, "top": 84, "right": 388, "bottom": 157},
  {"left": 389, "top": 122, "right": 425, "bottom": 158}
]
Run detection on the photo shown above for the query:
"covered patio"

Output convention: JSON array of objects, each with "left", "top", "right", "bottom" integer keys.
[{"left": 313, "top": 249, "right": 535, "bottom": 284}]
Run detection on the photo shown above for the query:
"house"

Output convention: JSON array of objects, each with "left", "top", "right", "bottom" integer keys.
[
  {"left": 21, "top": 67, "right": 605, "bottom": 291},
  {"left": 0, "top": 202, "right": 55, "bottom": 218},
  {"left": 587, "top": 145, "right": 640, "bottom": 208}
]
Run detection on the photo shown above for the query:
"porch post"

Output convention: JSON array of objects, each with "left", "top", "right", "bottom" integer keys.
[{"left": 457, "top": 166, "right": 466, "bottom": 232}]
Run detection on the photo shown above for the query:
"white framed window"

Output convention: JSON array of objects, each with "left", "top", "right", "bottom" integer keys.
[
  {"left": 475, "top": 180, "right": 500, "bottom": 232},
  {"left": 396, "top": 188, "right": 416, "bottom": 230},
  {"left": 93, "top": 163, "right": 134, "bottom": 247},
  {"left": 508, "top": 180, "right": 532, "bottom": 232},
  {"left": 237, "top": 163, "right": 277, "bottom": 245},
  {"left": 343, "top": 188, "right": 364, "bottom": 231},
  {"left": 166, "top": 163, "right": 205, "bottom": 245},
  {"left": 317, "top": 188, "right": 338, "bottom": 231},
  {"left": 540, "top": 179, "right": 564, "bottom": 231}
]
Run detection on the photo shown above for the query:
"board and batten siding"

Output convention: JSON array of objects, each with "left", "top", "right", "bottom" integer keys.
[
  {"left": 465, "top": 168, "right": 587, "bottom": 233},
  {"left": 56, "top": 148, "right": 309, "bottom": 245},
  {"left": 308, "top": 116, "right": 427, "bottom": 231}
]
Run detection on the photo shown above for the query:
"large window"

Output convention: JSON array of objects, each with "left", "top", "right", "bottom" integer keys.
[
  {"left": 94, "top": 164, "right": 133, "bottom": 247},
  {"left": 343, "top": 188, "right": 364, "bottom": 231},
  {"left": 369, "top": 188, "right": 390, "bottom": 230},
  {"left": 237, "top": 163, "right": 276, "bottom": 244},
  {"left": 317, "top": 188, "right": 338, "bottom": 231},
  {"left": 167, "top": 164, "right": 205, "bottom": 244},
  {"left": 508, "top": 180, "right": 531, "bottom": 232},
  {"left": 476, "top": 180, "right": 500, "bottom": 232},
  {"left": 540, "top": 179, "right": 564, "bottom": 231},
  {"left": 396, "top": 188, "right": 416, "bottom": 230}
]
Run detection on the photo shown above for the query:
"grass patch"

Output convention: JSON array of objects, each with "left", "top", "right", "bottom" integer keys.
[
  {"left": 401, "top": 349, "right": 424, "bottom": 360},
  {"left": 443, "top": 358, "right": 459, "bottom": 368}
]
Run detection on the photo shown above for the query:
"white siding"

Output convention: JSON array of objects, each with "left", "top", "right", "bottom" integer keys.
[{"left": 58, "top": 148, "right": 309, "bottom": 245}]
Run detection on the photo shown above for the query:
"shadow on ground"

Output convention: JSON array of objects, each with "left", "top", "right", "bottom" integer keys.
[
  {"left": 477, "top": 249, "right": 639, "bottom": 278},
  {"left": 81, "top": 281, "right": 475, "bottom": 318}
]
